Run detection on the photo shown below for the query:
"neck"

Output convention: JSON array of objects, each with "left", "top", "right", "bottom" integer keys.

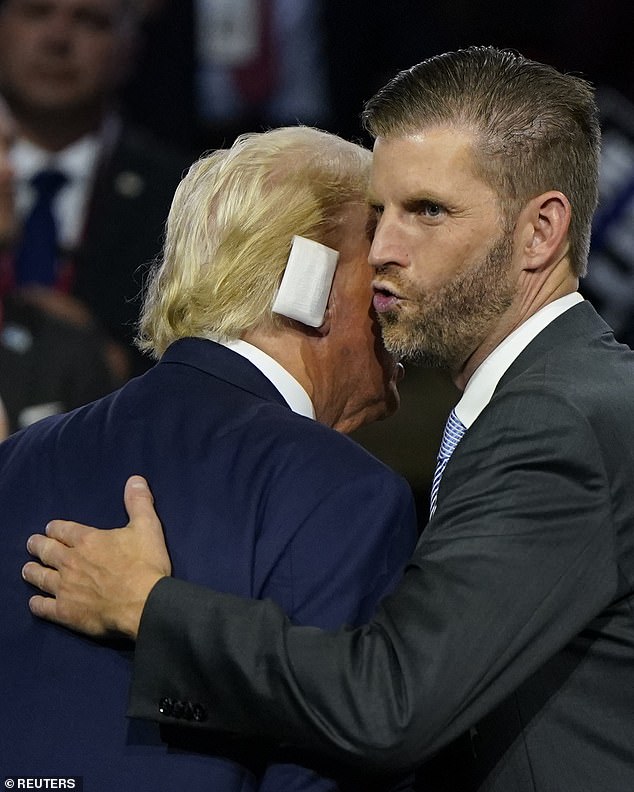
[
  {"left": 13, "top": 106, "right": 106, "bottom": 153},
  {"left": 452, "top": 267, "right": 578, "bottom": 392},
  {"left": 242, "top": 324, "right": 322, "bottom": 411}
]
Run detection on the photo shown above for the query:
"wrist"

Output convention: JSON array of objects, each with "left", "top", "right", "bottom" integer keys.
[{"left": 114, "top": 573, "right": 166, "bottom": 640}]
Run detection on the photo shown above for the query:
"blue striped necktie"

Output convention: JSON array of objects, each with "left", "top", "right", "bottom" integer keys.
[
  {"left": 430, "top": 408, "right": 467, "bottom": 518},
  {"left": 14, "top": 169, "right": 68, "bottom": 286}
]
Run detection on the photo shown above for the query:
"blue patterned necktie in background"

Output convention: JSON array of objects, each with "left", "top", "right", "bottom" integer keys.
[
  {"left": 429, "top": 408, "right": 467, "bottom": 518},
  {"left": 14, "top": 169, "right": 68, "bottom": 286}
]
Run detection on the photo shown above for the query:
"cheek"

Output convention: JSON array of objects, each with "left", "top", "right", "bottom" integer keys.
[
  {"left": 77, "top": 36, "right": 120, "bottom": 70},
  {"left": 410, "top": 238, "right": 480, "bottom": 293},
  {"left": 79, "top": 47, "right": 111, "bottom": 74},
  {"left": 352, "top": 317, "right": 390, "bottom": 380}
]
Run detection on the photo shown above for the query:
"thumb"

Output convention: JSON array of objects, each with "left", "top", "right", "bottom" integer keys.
[
  {"left": 123, "top": 475, "right": 171, "bottom": 574},
  {"left": 125, "top": 474, "right": 154, "bottom": 504},
  {"left": 124, "top": 474, "right": 155, "bottom": 520}
]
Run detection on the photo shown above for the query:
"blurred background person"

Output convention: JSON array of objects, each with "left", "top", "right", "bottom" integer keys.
[
  {"left": 0, "top": 286, "right": 114, "bottom": 433},
  {"left": 0, "top": 0, "right": 189, "bottom": 383},
  {"left": 0, "top": 67, "right": 114, "bottom": 434}
]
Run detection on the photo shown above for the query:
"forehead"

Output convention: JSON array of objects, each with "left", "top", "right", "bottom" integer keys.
[{"left": 369, "top": 127, "right": 494, "bottom": 203}]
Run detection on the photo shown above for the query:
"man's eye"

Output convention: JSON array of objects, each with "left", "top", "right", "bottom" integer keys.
[{"left": 421, "top": 202, "right": 443, "bottom": 217}]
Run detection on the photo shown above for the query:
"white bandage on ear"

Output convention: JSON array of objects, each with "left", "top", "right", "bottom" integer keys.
[{"left": 272, "top": 235, "right": 339, "bottom": 327}]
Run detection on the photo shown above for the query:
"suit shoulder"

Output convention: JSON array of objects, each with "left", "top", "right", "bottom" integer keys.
[{"left": 256, "top": 404, "right": 412, "bottom": 490}]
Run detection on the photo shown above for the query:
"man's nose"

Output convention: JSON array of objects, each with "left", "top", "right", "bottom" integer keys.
[{"left": 368, "top": 216, "right": 408, "bottom": 269}]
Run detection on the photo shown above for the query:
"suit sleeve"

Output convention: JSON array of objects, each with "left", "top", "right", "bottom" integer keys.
[{"left": 129, "top": 387, "right": 618, "bottom": 772}]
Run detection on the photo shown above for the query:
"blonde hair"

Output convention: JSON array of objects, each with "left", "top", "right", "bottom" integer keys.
[{"left": 138, "top": 126, "right": 371, "bottom": 357}]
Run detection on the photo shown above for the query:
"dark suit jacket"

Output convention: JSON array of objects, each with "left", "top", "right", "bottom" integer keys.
[
  {"left": 128, "top": 301, "right": 634, "bottom": 791},
  {"left": 0, "top": 338, "right": 417, "bottom": 790},
  {"left": 0, "top": 293, "right": 114, "bottom": 433},
  {"left": 70, "top": 124, "right": 189, "bottom": 373}
]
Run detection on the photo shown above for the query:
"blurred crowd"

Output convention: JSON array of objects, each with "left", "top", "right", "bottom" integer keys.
[{"left": 2, "top": 0, "right": 633, "bottom": 526}]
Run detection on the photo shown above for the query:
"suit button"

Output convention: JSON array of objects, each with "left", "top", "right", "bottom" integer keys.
[
  {"left": 192, "top": 703, "right": 208, "bottom": 722},
  {"left": 182, "top": 701, "right": 195, "bottom": 721},
  {"left": 158, "top": 697, "right": 174, "bottom": 716}
]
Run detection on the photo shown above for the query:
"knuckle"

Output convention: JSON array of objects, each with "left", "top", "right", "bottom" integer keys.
[
  {"left": 40, "top": 566, "right": 52, "bottom": 591},
  {"left": 75, "top": 527, "right": 96, "bottom": 551}
]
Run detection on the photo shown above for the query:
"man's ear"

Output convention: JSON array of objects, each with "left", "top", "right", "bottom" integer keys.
[{"left": 519, "top": 191, "right": 571, "bottom": 271}]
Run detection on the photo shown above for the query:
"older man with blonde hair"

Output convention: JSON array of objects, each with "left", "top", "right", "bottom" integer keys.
[{"left": 2, "top": 125, "right": 416, "bottom": 790}]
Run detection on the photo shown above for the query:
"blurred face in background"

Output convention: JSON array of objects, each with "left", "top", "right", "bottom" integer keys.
[{"left": 0, "top": 0, "right": 135, "bottom": 122}]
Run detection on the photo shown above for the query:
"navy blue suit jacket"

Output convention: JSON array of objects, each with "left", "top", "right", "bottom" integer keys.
[{"left": 0, "top": 338, "right": 417, "bottom": 790}]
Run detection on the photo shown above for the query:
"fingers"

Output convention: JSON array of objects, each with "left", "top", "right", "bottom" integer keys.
[
  {"left": 28, "top": 594, "right": 62, "bottom": 623},
  {"left": 27, "top": 588, "right": 100, "bottom": 637},
  {"left": 22, "top": 560, "right": 60, "bottom": 596},
  {"left": 22, "top": 555, "right": 65, "bottom": 629},
  {"left": 26, "top": 532, "right": 70, "bottom": 570},
  {"left": 45, "top": 518, "right": 95, "bottom": 547}
]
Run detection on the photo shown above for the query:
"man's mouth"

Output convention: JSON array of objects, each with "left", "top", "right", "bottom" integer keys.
[{"left": 372, "top": 283, "right": 402, "bottom": 313}]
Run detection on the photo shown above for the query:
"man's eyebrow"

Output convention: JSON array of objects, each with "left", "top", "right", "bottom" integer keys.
[{"left": 402, "top": 196, "right": 444, "bottom": 209}]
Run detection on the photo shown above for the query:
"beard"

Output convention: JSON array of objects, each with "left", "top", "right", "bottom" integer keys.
[{"left": 378, "top": 231, "right": 515, "bottom": 370}]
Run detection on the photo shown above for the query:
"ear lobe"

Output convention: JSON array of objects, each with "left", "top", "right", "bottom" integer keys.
[{"left": 522, "top": 191, "right": 571, "bottom": 270}]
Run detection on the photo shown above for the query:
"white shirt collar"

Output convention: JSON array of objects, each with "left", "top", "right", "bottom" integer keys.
[
  {"left": 11, "top": 133, "right": 101, "bottom": 184},
  {"left": 216, "top": 338, "right": 316, "bottom": 420},
  {"left": 455, "top": 292, "right": 584, "bottom": 428}
]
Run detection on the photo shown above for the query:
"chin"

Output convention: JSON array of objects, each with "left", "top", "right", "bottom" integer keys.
[{"left": 364, "top": 386, "right": 401, "bottom": 426}]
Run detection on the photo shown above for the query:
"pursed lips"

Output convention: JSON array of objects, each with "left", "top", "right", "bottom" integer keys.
[{"left": 372, "top": 282, "right": 403, "bottom": 313}]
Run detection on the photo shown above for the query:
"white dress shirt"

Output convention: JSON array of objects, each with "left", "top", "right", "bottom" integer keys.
[
  {"left": 455, "top": 292, "right": 584, "bottom": 429},
  {"left": 217, "top": 337, "right": 315, "bottom": 419}
]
